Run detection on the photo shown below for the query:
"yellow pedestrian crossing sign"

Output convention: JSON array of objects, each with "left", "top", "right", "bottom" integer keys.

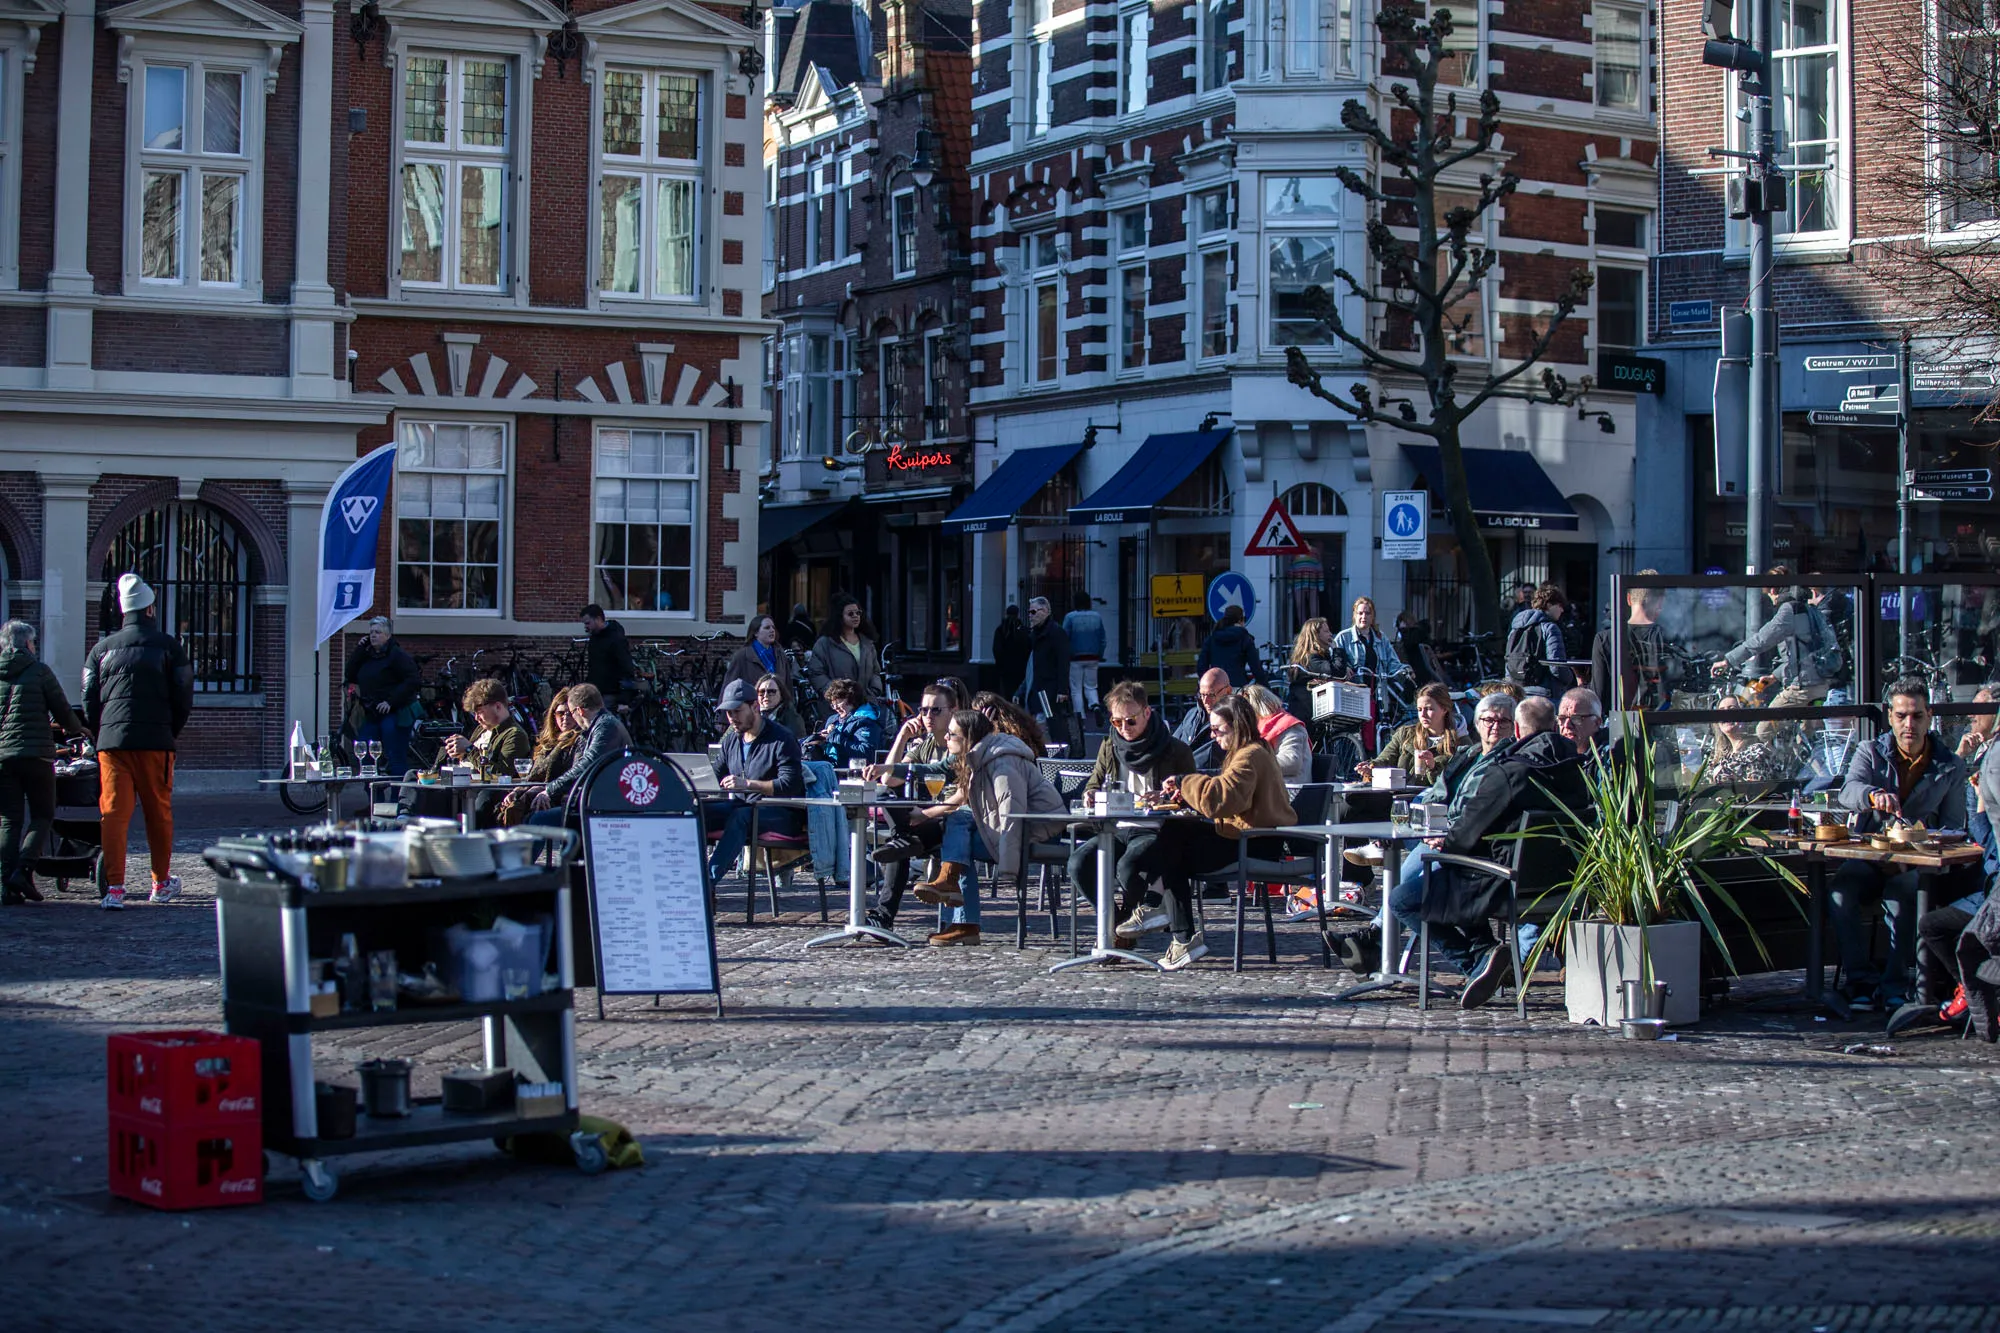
[{"left": 1151, "top": 574, "right": 1204, "bottom": 618}]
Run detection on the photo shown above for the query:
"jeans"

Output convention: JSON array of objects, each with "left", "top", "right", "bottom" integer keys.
[
  {"left": 0, "top": 755, "right": 56, "bottom": 887},
  {"left": 936, "top": 809, "right": 983, "bottom": 926},
  {"left": 1388, "top": 856, "right": 1490, "bottom": 976},
  {"left": 875, "top": 811, "right": 944, "bottom": 924},
  {"left": 1069, "top": 659, "right": 1101, "bottom": 713},
  {"left": 527, "top": 808, "right": 568, "bottom": 828},
  {"left": 1829, "top": 862, "right": 1919, "bottom": 1000},
  {"left": 1918, "top": 905, "right": 1974, "bottom": 1006},
  {"left": 705, "top": 802, "right": 759, "bottom": 883},
  {"left": 355, "top": 712, "right": 411, "bottom": 777},
  {"left": 1067, "top": 830, "right": 1157, "bottom": 918},
  {"left": 1131, "top": 821, "right": 1242, "bottom": 942},
  {"left": 802, "top": 761, "right": 849, "bottom": 881}
]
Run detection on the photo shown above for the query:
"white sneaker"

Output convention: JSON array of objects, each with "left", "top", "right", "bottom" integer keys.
[
  {"left": 149, "top": 876, "right": 183, "bottom": 904},
  {"left": 1160, "top": 934, "right": 1209, "bottom": 971},
  {"left": 1343, "top": 841, "right": 1386, "bottom": 867},
  {"left": 1117, "top": 903, "right": 1169, "bottom": 936},
  {"left": 100, "top": 886, "right": 126, "bottom": 911}
]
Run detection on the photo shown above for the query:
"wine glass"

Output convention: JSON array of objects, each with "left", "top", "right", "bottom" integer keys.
[
  {"left": 367, "top": 739, "right": 382, "bottom": 776},
  {"left": 515, "top": 759, "right": 532, "bottom": 780},
  {"left": 1391, "top": 797, "right": 1412, "bottom": 831}
]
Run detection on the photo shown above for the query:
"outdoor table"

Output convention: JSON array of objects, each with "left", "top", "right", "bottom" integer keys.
[
  {"left": 1311, "top": 819, "right": 1453, "bottom": 1002},
  {"left": 385, "top": 777, "right": 527, "bottom": 833},
  {"left": 257, "top": 774, "right": 368, "bottom": 823},
  {"left": 754, "top": 794, "right": 936, "bottom": 949},
  {"left": 1007, "top": 808, "right": 1184, "bottom": 974}
]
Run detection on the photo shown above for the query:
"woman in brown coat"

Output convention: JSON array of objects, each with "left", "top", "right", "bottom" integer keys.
[{"left": 1121, "top": 694, "right": 1297, "bottom": 969}]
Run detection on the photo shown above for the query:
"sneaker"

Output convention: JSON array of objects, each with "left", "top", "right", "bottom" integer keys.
[
  {"left": 149, "top": 876, "right": 183, "bottom": 905},
  {"left": 1942, "top": 984, "right": 1970, "bottom": 1024},
  {"left": 1117, "top": 903, "right": 1169, "bottom": 936},
  {"left": 1343, "top": 841, "right": 1386, "bottom": 867},
  {"left": 5, "top": 874, "right": 41, "bottom": 903},
  {"left": 100, "top": 887, "right": 126, "bottom": 911},
  {"left": 1160, "top": 934, "right": 1210, "bottom": 971},
  {"left": 1459, "top": 946, "right": 1513, "bottom": 1010},
  {"left": 1885, "top": 1000, "right": 1945, "bottom": 1037},
  {"left": 927, "top": 923, "right": 981, "bottom": 947},
  {"left": 869, "top": 835, "right": 924, "bottom": 866}
]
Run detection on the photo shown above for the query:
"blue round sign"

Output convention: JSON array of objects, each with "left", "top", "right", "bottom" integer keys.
[
  {"left": 1207, "top": 572, "right": 1256, "bottom": 625},
  {"left": 1386, "top": 501, "right": 1422, "bottom": 539}
]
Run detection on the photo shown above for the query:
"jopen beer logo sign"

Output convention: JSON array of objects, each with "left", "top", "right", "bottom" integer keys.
[{"left": 618, "top": 761, "right": 661, "bottom": 807}]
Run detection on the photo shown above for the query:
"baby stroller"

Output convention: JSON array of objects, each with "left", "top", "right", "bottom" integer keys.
[{"left": 34, "top": 742, "right": 105, "bottom": 896}]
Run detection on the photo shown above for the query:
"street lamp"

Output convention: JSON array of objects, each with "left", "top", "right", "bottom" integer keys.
[{"left": 908, "top": 128, "right": 936, "bottom": 190}]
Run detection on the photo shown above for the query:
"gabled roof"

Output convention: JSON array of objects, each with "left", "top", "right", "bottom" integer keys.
[
  {"left": 101, "top": 0, "right": 303, "bottom": 43},
  {"left": 579, "top": 0, "right": 756, "bottom": 44},
  {"left": 376, "top": 0, "right": 568, "bottom": 34},
  {"left": 771, "top": 0, "right": 865, "bottom": 102}
]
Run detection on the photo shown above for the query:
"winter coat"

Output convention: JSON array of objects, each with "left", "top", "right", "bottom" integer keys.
[
  {"left": 722, "top": 642, "right": 796, "bottom": 703},
  {"left": 1506, "top": 608, "right": 1574, "bottom": 693},
  {"left": 1424, "top": 730, "right": 1588, "bottom": 929},
  {"left": 1259, "top": 712, "right": 1313, "bottom": 780},
  {"left": 1020, "top": 619, "right": 1073, "bottom": 707},
  {"left": 1177, "top": 743, "right": 1297, "bottom": 839},
  {"left": 1722, "top": 598, "right": 1826, "bottom": 690},
  {"left": 1840, "top": 733, "right": 1967, "bottom": 834},
  {"left": 1062, "top": 609, "right": 1108, "bottom": 659},
  {"left": 82, "top": 612, "right": 193, "bottom": 752},
  {"left": 1197, "top": 624, "right": 1263, "bottom": 689},
  {"left": 820, "top": 703, "right": 887, "bottom": 768},
  {"left": 807, "top": 634, "right": 885, "bottom": 702},
  {"left": 1332, "top": 626, "right": 1405, "bottom": 682},
  {"left": 992, "top": 613, "right": 1033, "bottom": 696},
  {"left": 1956, "top": 892, "right": 2000, "bottom": 1042},
  {"left": 714, "top": 716, "right": 806, "bottom": 836},
  {"left": 585, "top": 618, "right": 637, "bottom": 698},
  {"left": 545, "top": 708, "right": 633, "bottom": 807},
  {"left": 345, "top": 637, "right": 420, "bottom": 713},
  {"left": 962, "top": 732, "right": 1067, "bottom": 877},
  {"left": 1082, "top": 729, "right": 1197, "bottom": 795},
  {"left": 0, "top": 647, "right": 88, "bottom": 760}
]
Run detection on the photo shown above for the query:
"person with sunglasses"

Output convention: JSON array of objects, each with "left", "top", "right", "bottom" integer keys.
[
  {"left": 859, "top": 685, "right": 962, "bottom": 935},
  {"left": 1172, "top": 668, "right": 1234, "bottom": 767},
  {"left": 1072, "top": 681, "right": 1198, "bottom": 943},
  {"left": 753, "top": 674, "right": 807, "bottom": 737}
]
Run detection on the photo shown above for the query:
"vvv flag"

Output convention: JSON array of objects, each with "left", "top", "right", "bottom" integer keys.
[{"left": 317, "top": 442, "right": 397, "bottom": 646}]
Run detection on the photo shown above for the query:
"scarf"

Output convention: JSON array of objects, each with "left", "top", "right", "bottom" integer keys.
[
  {"left": 1259, "top": 710, "right": 1305, "bottom": 745},
  {"left": 752, "top": 641, "right": 777, "bottom": 675},
  {"left": 1111, "top": 708, "right": 1177, "bottom": 777}
]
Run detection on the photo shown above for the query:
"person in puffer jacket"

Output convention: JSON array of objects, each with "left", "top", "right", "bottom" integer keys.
[
  {"left": 82, "top": 575, "right": 193, "bottom": 909},
  {"left": 910, "top": 710, "right": 1066, "bottom": 948},
  {"left": 0, "top": 620, "right": 90, "bottom": 903}
]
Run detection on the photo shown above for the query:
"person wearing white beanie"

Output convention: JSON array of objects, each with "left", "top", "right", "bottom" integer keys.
[{"left": 81, "top": 573, "right": 193, "bottom": 909}]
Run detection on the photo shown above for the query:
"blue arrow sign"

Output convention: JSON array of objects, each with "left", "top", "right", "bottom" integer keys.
[{"left": 1207, "top": 571, "right": 1256, "bottom": 625}]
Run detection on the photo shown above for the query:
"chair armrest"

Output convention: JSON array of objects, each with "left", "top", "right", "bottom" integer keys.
[{"left": 1423, "top": 851, "right": 1515, "bottom": 882}]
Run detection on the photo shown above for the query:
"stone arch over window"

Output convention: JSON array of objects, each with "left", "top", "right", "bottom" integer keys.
[
  {"left": 1281, "top": 482, "right": 1346, "bottom": 521},
  {"left": 98, "top": 499, "right": 260, "bottom": 693}
]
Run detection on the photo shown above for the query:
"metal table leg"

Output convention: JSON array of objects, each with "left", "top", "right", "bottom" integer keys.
[
  {"left": 808, "top": 806, "right": 909, "bottom": 948},
  {"left": 1334, "top": 835, "right": 1421, "bottom": 1001},
  {"left": 1051, "top": 826, "right": 1159, "bottom": 972}
]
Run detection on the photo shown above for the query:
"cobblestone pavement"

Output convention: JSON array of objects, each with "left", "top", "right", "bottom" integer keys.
[{"left": 3, "top": 796, "right": 1999, "bottom": 1331}]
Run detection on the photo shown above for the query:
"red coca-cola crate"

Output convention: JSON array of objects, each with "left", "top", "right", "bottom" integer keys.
[
  {"left": 108, "top": 1114, "right": 263, "bottom": 1210},
  {"left": 107, "top": 1030, "right": 261, "bottom": 1127}
]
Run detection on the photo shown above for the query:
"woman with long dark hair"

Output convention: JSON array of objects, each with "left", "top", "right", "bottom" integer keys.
[
  {"left": 807, "top": 594, "right": 885, "bottom": 703},
  {"left": 725, "top": 613, "right": 797, "bottom": 705},
  {"left": 971, "top": 691, "right": 1048, "bottom": 757}
]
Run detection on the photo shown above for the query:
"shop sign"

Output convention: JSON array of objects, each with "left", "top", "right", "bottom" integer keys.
[
  {"left": 884, "top": 442, "right": 957, "bottom": 472},
  {"left": 1597, "top": 353, "right": 1666, "bottom": 395},
  {"left": 1481, "top": 514, "right": 1546, "bottom": 529},
  {"left": 1880, "top": 589, "right": 1931, "bottom": 621},
  {"left": 1151, "top": 574, "right": 1205, "bottom": 619},
  {"left": 1668, "top": 300, "right": 1714, "bottom": 326}
]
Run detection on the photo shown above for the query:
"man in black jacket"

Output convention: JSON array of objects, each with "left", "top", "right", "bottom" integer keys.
[
  {"left": 1017, "top": 597, "right": 1072, "bottom": 721},
  {"left": 82, "top": 575, "right": 194, "bottom": 909},
  {"left": 580, "top": 603, "right": 636, "bottom": 704},
  {"left": 529, "top": 683, "right": 631, "bottom": 823},
  {"left": 1390, "top": 696, "right": 1587, "bottom": 1009},
  {"left": 705, "top": 679, "right": 805, "bottom": 883}
]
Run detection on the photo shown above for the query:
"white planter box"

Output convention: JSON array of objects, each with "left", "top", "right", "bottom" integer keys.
[{"left": 1563, "top": 920, "right": 1702, "bottom": 1027}]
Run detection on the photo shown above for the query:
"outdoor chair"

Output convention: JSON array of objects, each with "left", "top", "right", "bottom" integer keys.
[
  {"left": 1189, "top": 783, "right": 1338, "bottom": 971},
  {"left": 1413, "top": 812, "right": 1567, "bottom": 1017}
]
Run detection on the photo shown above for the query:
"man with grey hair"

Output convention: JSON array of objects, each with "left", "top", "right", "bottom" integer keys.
[
  {"left": 0, "top": 620, "right": 88, "bottom": 903},
  {"left": 1017, "top": 595, "right": 1072, "bottom": 721},
  {"left": 1556, "top": 687, "right": 1605, "bottom": 752},
  {"left": 1173, "top": 668, "right": 1235, "bottom": 767}
]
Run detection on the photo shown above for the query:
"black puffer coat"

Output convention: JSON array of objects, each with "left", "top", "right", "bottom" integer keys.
[
  {"left": 82, "top": 612, "right": 193, "bottom": 752},
  {"left": 0, "top": 647, "right": 88, "bottom": 759},
  {"left": 345, "top": 637, "right": 420, "bottom": 712}
]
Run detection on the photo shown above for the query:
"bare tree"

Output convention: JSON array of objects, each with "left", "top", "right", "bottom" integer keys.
[
  {"left": 1282, "top": 4, "right": 1592, "bottom": 636},
  {"left": 1869, "top": 0, "right": 2000, "bottom": 359}
]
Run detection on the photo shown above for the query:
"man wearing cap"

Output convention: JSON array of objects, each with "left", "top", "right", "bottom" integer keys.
[
  {"left": 82, "top": 574, "right": 194, "bottom": 909},
  {"left": 705, "top": 679, "right": 805, "bottom": 884}
]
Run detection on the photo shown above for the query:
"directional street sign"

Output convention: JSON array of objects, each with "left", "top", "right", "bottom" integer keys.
[
  {"left": 1909, "top": 468, "right": 1993, "bottom": 487},
  {"left": 1207, "top": 571, "right": 1257, "bottom": 626},
  {"left": 1150, "top": 573, "right": 1205, "bottom": 619},
  {"left": 1808, "top": 411, "right": 1895, "bottom": 428},
  {"left": 1909, "top": 485, "right": 1995, "bottom": 503},
  {"left": 1842, "top": 383, "right": 1902, "bottom": 414},
  {"left": 1804, "top": 354, "right": 1897, "bottom": 373}
]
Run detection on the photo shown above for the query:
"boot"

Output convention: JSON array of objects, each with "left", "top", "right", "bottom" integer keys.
[{"left": 912, "top": 862, "right": 966, "bottom": 906}]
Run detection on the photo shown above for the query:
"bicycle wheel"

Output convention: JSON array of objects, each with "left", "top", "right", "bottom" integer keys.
[{"left": 278, "top": 781, "right": 328, "bottom": 816}]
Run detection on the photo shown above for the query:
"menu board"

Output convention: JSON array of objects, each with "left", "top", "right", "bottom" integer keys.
[{"left": 585, "top": 815, "right": 716, "bottom": 995}]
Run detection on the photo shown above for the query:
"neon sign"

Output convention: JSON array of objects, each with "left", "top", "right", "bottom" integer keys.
[{"left": 885, "top": 443, "right": 955, "bottom": 471}]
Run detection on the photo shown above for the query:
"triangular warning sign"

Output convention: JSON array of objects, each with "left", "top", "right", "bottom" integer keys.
[{"left": 1244, "top": 497, "right": 1313, "bottom": 557}]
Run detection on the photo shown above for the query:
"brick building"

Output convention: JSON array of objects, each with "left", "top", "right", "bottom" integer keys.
[
  {"left": 758, "top": 0, "right": 975, "bottom": 674},
  {"left": 951, "top": 0, "right": 1660, "bottom": 665},
  {"left": 0, "top": 0, "right": 769, "bottom": 773},
  {"left": 1646, "top": 0, "right": 2000, "bottom": 578}
]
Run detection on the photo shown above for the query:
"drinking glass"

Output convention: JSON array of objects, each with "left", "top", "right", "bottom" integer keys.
[
  {"left": 1391, "top": 797, "right": 1412, "bottom": 830},
  {"left": 923, "top": 775, "right": 945, "bottom": 799},
  {"left": 515, "top": 759, "right": 533, "bottom": 780}
]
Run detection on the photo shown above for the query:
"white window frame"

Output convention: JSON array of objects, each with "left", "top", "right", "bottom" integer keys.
[
  {"left": 1425, "top": 1, "right": 1482, "bottom": 87},
  {"left": 1114, "top": 206, "right": 1147, "bottom": 372},
  {"left": 1263, "top": 174, "right": 1343, "bottom": 351},
  {"left": 805, "top": 160, "right": 824, "bottom": 267},
  {"left": 591, "top": 424, "right": 702, "bottom": 620},
  {"left": 0, "top": 29, "right": 41, "bottom": 291},
  {"left": 1192, "top": 188, "right": 1233, "bottom": 362},
  {"left": 120, "top": 49, "right": 269, "bottom": 301},
  {"left": 1024, "top": 0, "right": 1053, "bottom": 139},
  {"left": 1285, "top": 0, "right": 1316, "bottom": 76},
  {"left": 1593, "top": 263, "right": 1645, "bottom": 351},
  {"left": 892, "top": 188, "right": 918, "bottom": 276},
  {"left": 395, "top": 51, "right": 515, "bottom": 296},
  {"left": 1202, "top": 0, "right": 1233, "bottom": 91},
  {"left": 393, "top": 418, "right": 512, "bottom": 617},
  {"left": 923, "top": 328, "right": 948, "bottom": 440},
  {"left": 1592, "top": 2, "right": 1648, "bottom": 115},
  {"left": 763, "top": 159, "right": 778, "bottom": 290},
  {"left": 1726, "top": 0, "right": 1848, "bottom": 249},
  {"left": 1021, "top": 231, "right": 1062, "bottom": 385},
  {"left": 835, "top": 155, "right": 853, "bottom": 257},
  {"left": 595, "top": 64, "right": 705, "bottom": 304},
  {"left": 1928, "top": 0, "right": 2000, "bottom": 236},
  {"left": 1119, "top": 2, "right": 1148, "bottom": 116}
]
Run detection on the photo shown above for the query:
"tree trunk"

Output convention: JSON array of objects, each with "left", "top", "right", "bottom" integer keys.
[{"left": 1436, "top": 426, "right": 1501, "bottom": 637}]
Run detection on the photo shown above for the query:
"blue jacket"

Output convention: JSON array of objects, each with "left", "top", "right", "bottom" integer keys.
[
  {"left": 1332, "top": 626, "right": 1405, "bottom": 682},
  {"left": 1840, "top": 733, "right": 1967, "bottom": 833},
  {"left": 1197, "top": 624, "right": 1263, "bottom": 688},
  {"left": 1062, "top": 610, "right": 1107, "bottom": 659},
  {"left": 821, "top": 703, "right": 886, "bottom": 768}
]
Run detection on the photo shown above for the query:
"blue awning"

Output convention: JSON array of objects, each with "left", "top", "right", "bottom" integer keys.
[
  {"left": 941, "top": 441, "right": 1086, "bottom": 533},
  {"left": 1067, "top": 429, "right": 1231, "bottom": 525},
  {"left": 1399, "top": 444, "right": 1580, "bottom": 532},
  {"left": 758, "top": 498, "right": 854, "bottom": 553}
]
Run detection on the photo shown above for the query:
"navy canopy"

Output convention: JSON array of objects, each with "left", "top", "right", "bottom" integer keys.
[
  {"left": 1399, "top": 444, "right": 1579, "bottom": 532},
  {"left": 1067, "top": 429, "right": 1231, "bottom": 524},
  {"left": 758, "top": 499, "right": 853, "bottom": 553},
  {"left": 941, "top": 441, "right": 1086, "bottom": 533}
]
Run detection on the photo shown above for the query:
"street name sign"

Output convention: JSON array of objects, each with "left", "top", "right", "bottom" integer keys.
[{"left": 1804, "top": 354, "right": 1896, "bottom": 373}]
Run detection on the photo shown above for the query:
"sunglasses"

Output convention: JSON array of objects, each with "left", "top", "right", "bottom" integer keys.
[
  {"left": 1110, "top": 714, "right": 1146, "bottom": 730},
  {"left": 919, "top": 704, "right": 947, "bottom": 715}
]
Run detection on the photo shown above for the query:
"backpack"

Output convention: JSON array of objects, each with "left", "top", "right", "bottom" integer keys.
[
  {"left": 1804, "top": 605, "right": 1844, "bottom": 682},
  {"left": 1505, "top": 617, "right": 1552, "bottom": 690}
]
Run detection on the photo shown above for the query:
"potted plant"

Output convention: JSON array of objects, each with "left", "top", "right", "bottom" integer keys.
[{"left": 1524, "top": 732, "right": 1806, "bottom": 1027}]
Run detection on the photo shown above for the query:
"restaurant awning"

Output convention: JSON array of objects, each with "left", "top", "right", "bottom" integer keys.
[
  {"left": 1399, "top": 444, "right": 1580, "bottom": 532},
  {"left": 1067, "top": 429, "right": 1231, "bottom": 524},
  {"left": 940, "top": 441, "right": 1086, "bottom": 533},
  {"left": 757, "top": 498, "right": 854, "bottom": 554}
]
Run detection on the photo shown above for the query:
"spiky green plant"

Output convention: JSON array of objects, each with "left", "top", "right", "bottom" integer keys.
[{"left": 1519, "top": 729, "right": 1808, "bottom": 977}]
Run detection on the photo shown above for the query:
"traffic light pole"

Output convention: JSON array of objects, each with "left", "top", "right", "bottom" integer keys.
[{"left": 1745, "top": 0, "right": 1776, "bottom": 579}]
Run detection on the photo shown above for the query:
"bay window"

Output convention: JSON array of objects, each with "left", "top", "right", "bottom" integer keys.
[
  {"left": 1193, "top": 188, "right": 1232, "bottom": 360},
  {"left": 1265, "top": 175, "right": 1341, "bottom": 348},
  {"left": 128, "top": 59, "right": 257, "bottom": 294},
  {"left": 599, "top": 67, "right": 703, "bottom": 301},
  {"left": 401, "top": 53, "right": 510, "bottom": 291},
  {"left": 396, "top": 421, "right": 507, "bottom": 612},
  {"left": 594, "top": 427, "right": 699, "bottom": 615}
]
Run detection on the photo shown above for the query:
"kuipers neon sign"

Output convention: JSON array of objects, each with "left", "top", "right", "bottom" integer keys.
[{"left": 885, "top": 443, "right": 956, "bottom": 471}]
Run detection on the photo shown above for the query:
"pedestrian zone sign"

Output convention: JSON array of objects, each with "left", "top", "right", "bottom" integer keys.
[
  {"left": 1382, "top": 491, "right": 1427, "bottom": 560},
  {"left": 1244, "top": 497, "right": 1313, "bottom": 557}
]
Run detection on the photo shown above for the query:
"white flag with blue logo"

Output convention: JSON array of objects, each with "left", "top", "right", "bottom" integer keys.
[{"left": 316, "top": 441, "right": 397, "bottom": 646}]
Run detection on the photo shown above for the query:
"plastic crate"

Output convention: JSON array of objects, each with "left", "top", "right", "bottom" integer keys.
[
  {"left": 107, "top": 1030, "right": 261, "bottom": 1127},
  {"left": 108, "top": 1114, "right": 262, "bottom": 1210}
]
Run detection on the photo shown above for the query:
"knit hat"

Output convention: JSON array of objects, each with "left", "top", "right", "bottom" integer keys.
[{"left": 117, "top": 574, "right": 155, "bottom": 614}]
